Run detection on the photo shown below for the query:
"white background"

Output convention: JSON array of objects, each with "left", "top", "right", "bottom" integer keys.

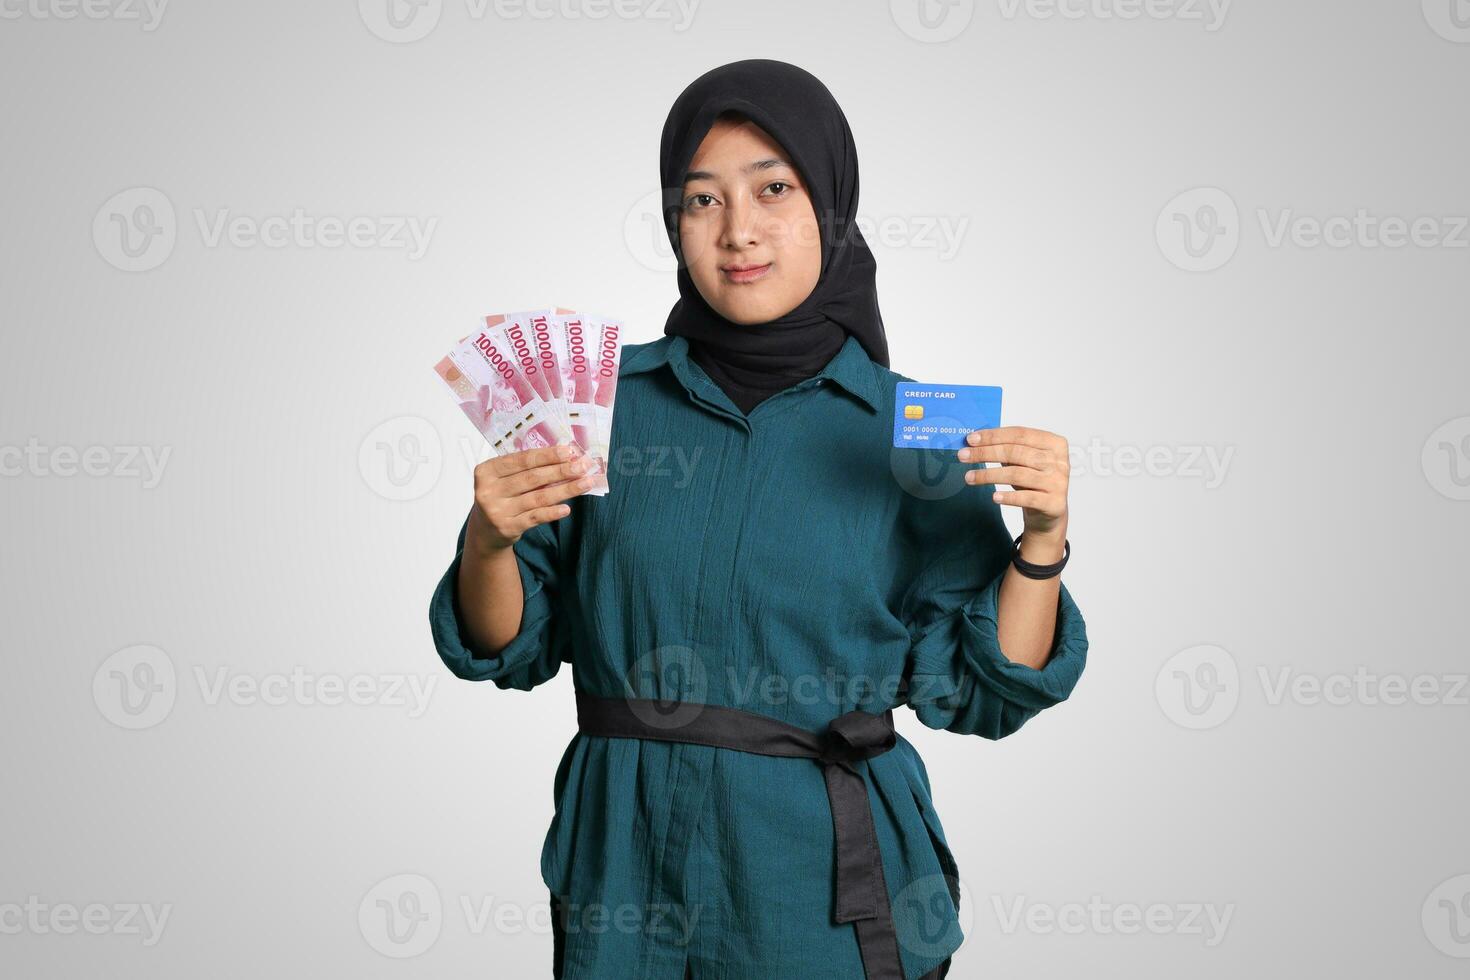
[{"left": 2, "top": 0, "right": 1468, "bottom": 976}]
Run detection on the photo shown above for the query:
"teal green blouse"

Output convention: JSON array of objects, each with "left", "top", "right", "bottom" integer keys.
[{"left": 429, "top": 333, "right": 1089, "bottom": 979}]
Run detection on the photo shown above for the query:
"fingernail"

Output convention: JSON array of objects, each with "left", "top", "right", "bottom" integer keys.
[
  {"left": 957, "top": 449, "right": 970, "bottom": 461},
  {"left": 557, "top": 445, "right": 574, "bottom": 459}
]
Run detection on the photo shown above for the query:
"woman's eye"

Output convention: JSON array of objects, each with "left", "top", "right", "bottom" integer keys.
[
  {"left": 763, "top": 181, "right": 791, "bottom": 196},
  {"left": 685, "top": 193, "right": 716, "bottom": 210}
]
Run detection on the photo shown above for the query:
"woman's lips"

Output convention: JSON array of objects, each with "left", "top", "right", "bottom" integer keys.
[{"left": 720, "top": 263, "right": 772, "bottom": 284}]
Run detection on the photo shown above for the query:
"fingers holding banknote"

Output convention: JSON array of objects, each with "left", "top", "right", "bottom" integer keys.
[{"left": 470, "top": 444, "right": 597, "bottom": 551}]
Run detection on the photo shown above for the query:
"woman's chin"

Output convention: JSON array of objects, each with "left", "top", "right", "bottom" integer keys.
[{"left": 711, "top": 295, "right": 792, "bottom": 326}]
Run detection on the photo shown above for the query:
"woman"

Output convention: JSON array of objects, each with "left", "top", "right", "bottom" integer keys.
[{"left": 430, "top": 59, "right": 1088, "bottom": 980}]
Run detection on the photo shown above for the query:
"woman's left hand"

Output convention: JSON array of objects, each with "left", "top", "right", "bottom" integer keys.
[{"left": 959, "top": 425, "right": 1070, "bottom": 546}]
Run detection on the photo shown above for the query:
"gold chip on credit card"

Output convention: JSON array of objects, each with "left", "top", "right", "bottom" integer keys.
[{"left": 903, "top": 404, "right": 924, "bottom": 420}]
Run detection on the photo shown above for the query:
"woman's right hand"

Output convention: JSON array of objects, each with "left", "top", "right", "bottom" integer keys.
[{"left": 466, "top": 444, "right": 597, "bottom": 554}]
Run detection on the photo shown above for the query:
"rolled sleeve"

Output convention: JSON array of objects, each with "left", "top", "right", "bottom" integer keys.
[
  {"left": 899, "top": 486, "right": 1089, "bottom": 740},
  {"left": 428, "top": 515, "right": 569, "bottom": 691}
]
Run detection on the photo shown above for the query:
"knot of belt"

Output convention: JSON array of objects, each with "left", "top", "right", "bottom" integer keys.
[{"left": 574, "top": 691, "right": 908, "bottom": 980}]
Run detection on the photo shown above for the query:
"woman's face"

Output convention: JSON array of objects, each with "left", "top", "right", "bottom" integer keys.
[{"left": 676, "top": 117, "right": 822, "bottom": 325}]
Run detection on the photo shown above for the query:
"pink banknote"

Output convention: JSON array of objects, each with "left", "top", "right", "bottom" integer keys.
[
  {"left": 434, "top": 323, "right": 570, "bottom": 457},
  {"left": 550, "top": 310, "right": 606, "bottom": 483},
  {"left": 486, "top": 309, "right": 569, "bottom": 436},
  {"left": 434, "top": 306, "right": 622, "bottom": 496},
  {"left": 588, "top": 313, "right": 624, "bottom": 467}
]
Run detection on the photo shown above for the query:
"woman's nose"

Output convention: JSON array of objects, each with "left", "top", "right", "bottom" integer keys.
[{"left": 720, "top": 194, "right": 758, "bottom": 249}]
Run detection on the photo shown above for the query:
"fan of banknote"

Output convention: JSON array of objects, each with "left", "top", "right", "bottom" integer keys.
[{"left": 433, "top": 308, "right": 622, "bottom": 496}]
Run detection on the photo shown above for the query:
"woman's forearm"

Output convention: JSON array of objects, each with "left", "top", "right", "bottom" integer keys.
[
  {"left": 456, "top": 508, "right": 526, "bottom": 657},
  {"left": 994, "top": 528, "right": 1065, "bottom": 669}
]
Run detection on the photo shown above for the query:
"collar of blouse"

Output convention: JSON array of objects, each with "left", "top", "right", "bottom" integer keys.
[{"left": 620, "top": 332, "right": 884, "bottom": 415}]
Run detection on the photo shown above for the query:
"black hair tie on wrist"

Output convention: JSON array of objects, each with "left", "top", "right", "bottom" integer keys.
[{"left": 1011, "top": 533, "right": 1070, "bottom": 580}]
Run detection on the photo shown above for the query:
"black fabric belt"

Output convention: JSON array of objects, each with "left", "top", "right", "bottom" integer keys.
[{"left": 574, "top": 691, "right": 907, "bottom": 980}]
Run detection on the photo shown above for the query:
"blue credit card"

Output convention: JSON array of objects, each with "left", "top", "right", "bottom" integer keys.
[{"left": 893, "top": 381, "right": 1003, "bottom": 449}]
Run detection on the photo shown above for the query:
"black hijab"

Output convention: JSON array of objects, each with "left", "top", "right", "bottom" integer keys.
[{"left": 658, "top": 59, "right": 889, "bottom": 414}]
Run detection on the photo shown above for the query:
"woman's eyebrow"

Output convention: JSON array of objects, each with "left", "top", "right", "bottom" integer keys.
[{"left": 683, "top": 158, "right": 793, "bottom": 182}]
